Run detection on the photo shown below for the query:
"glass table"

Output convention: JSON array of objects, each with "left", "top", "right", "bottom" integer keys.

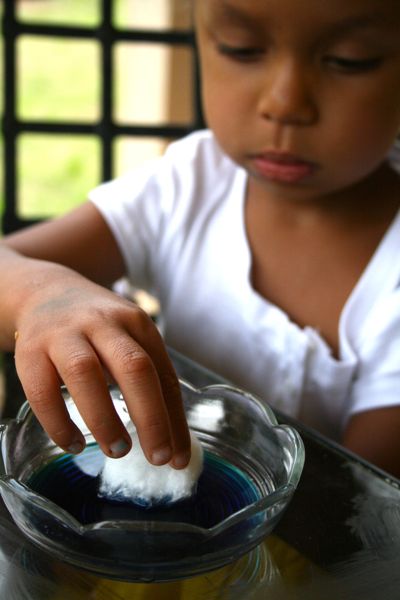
[{"left": 0, "top": 348, "right": 399, "bottom": 599}]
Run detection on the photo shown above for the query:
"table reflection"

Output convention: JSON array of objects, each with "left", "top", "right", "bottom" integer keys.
[{"left": 1, "top": 520, "right": 323, "bottom": 600}]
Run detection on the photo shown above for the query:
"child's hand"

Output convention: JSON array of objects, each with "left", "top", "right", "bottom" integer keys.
[{"left": 13, "top": 263, "right": 191, "bottom": 469}]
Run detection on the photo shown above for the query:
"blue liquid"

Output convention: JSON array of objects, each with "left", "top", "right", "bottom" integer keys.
[{"left": 28, "top": 443, "right": 261, "bottom": 529}]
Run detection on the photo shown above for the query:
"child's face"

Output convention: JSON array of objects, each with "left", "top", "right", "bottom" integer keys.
[{"left": 195, "top": 0, "right": 400, "bottom": 200}]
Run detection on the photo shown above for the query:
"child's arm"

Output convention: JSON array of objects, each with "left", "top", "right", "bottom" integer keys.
[
  {"left": 0, "top": 202, "right": 191, "bottom": 468},
  {"left": 342, "top": 407, "right": 400, "bottom": 478}
]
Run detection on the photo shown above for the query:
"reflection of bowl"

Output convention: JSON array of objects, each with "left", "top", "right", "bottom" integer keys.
[
  {"left": 2, "top": 536, "right": 278, "bottom": 599},
  {"left": 0, "top": 380, "right": 304, "bottom": 582}
]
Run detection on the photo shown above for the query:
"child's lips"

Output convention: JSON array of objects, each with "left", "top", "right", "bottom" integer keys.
[{"left": 251, "top": 151, "right": 318, "bottom": 183}]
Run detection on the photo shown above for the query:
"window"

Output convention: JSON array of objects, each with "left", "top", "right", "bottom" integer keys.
[{"left": 2, "top": 0, "right": 203, "bottom": 232}]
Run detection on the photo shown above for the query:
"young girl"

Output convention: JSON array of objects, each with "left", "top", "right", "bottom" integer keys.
[{"left": 1, "top": 0, "right": 400, "bottom": 477}]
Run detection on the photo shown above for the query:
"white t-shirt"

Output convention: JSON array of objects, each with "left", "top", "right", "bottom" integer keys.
[{"left": 89, "top": 130, "right": 400, "bottom": 441}]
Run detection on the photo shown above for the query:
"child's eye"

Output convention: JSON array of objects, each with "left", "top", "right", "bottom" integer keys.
[
  {"left": 324, "top": 56, "right": 383, "bottom": 73},
  {"left": 216, "top": 42, "right": 264, "bottom": 63}
]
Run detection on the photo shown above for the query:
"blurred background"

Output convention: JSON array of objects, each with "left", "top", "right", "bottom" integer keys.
[{"left": 1, "top": 0, "right": 200, "bottom": 228}]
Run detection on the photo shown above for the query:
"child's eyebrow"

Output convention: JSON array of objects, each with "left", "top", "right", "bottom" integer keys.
[
  {"left": 212, "top": 0, "right": 260, "bottom": 28},
  {"left": 330, "top": 14, "right": 391, "bottom": 35},
  {"left": 324, "top": 12, "right": 400, "bottom": 45}
]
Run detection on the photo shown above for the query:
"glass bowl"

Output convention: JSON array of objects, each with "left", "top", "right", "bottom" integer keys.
[{"left": 0, "top": 380, "right": 304, "bottom": 582}]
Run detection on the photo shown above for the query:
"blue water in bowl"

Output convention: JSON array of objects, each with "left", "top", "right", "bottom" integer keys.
[{"left": 27, "top": 443, "right": 262, "bottom": 529}]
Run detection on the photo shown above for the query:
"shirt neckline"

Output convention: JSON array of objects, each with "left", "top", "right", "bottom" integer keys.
[{"left": 233, "top": 170, "right": 400, "bottom": 357}]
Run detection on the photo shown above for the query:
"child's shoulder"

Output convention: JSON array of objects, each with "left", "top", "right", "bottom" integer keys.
[
  {"left": 156, "top": 129, "right": 245, "bottom": 206},
  {"left": 167, "top": 128, "right": 215, "bottom": 154},
  {"left": 166, "top": 129, "right": 235, "bottom": 172}
]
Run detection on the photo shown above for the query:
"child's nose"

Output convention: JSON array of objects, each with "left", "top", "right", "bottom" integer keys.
[{"left": 258, "top": 57, "right": 317, "bottom": 126}]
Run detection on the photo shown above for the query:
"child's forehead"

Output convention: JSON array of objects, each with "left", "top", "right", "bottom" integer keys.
[{"left": 197, "top": 0, "right": 400, "bottom": 30}]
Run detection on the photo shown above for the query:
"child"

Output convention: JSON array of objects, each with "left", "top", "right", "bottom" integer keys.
[{"left": 1, "top": 0, "right": 400, "bottom": 477}]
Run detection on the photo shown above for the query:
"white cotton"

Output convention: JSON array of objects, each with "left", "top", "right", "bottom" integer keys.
[{"left": 98, "top": 425, "right": 204, "bottom": 507}]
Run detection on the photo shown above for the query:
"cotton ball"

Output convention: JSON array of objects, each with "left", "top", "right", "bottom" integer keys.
[{"left": 98, "top": 424, "right": 204, "bottom": 507}]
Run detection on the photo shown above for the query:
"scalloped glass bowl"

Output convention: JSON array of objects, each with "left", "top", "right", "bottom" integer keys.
[{"left": 0, "top": 380, "right": 304, "bottom": 582}]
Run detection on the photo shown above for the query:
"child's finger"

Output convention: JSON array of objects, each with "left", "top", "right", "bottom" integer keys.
[
  {"left": 102, "top": 313, "right": 191, "bottom": 468},
  {"left": 136, "top": 346, "right": 191, "bottom": 469},
  {"left": 14, "top": 352, "right": 87, "bottom": 454},
  {"left": 48, "top": 334, "right": 137, "bottom": 458},
  {"left": 91, "top": 326, "right": 185, "bottom": 467}
]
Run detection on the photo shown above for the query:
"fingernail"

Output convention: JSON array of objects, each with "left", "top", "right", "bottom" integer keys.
[
  {"left": 172, "top": 451, "right": 191, "bottom": 469},
  {"left": 151, "top": 446, "right": 172, "bottom": 465},
  {"left": 109, "top": 438, "right": 131, "bottom": 458},
  {"left": 67, "top": 440, "right": 85, "bottom": 455}
]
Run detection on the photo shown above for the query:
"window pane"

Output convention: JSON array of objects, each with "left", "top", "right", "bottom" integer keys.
[
  {"left": 114, "top": 136, "right": 169, "bottom": 177},
  {"left": 113, "top": 0, "right": 192, "bottom": 31},
  {"left": 18, "top": 134, "right": 100, "bottom": 218},
  {"left": 114, "top": 43, "right": 194, "bottom": 125},
  {"left": 18, "top": 37, "right": 100, "bottom": 122},
  {"left": 17, "top": 0, "right": 101, "bottom": 27}
]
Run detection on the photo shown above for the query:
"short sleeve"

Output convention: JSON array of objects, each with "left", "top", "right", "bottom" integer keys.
[
  {"left": 88, "top": 139, "right": 185, "bottom": 292},
  {"left": 344, "top": 287, "right": 400, "bottom": 424}
]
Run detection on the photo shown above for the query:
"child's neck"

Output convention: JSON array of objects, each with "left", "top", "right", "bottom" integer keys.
[{"left": 245, "top": 162, "right": 400, "bottom": 356}]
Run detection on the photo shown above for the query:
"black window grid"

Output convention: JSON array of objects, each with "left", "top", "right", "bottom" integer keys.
[{"left": 2, "top": 0, "right": 204, "bottom": 234}]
